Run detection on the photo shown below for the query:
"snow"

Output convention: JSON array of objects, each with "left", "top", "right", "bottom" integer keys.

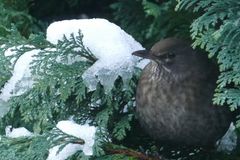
[
  {"left": 5, "top": 126, "right": 33, "bottom": 138},
  {"left": 47, "top": 144, "right": 83, "bottom": 160},
  {"left": 0, "top": 18, "right": 150, "bottom": 159},
  {"left": 46, "top": 18, "right": 148, "bottom": 91},
  {"left": 47, "top": 120, "right": 96, "bottom": 160},
  {"left": 0, "top": 49, "right": 40, "bottom": 101},
  {"left": 216, "top": 123, "right": 237, "bottom": 153},
  {"left": 0, "top": 48, "right": 40, "bottom": 118},
  {"left": 4, "top": 47, "right": 18, "bottom": 65}
]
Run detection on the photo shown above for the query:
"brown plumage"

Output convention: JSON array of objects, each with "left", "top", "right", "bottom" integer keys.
[{"left": 132, "top": 38, "right": 233, "bottom": 147}]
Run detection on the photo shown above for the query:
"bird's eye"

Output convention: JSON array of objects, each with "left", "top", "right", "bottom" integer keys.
[{"left": 167, "top": 52, "right": 175, "bottom": 59}]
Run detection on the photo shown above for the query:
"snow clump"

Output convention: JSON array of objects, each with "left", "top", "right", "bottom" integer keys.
[{"left": 46, "top": 18, "right": 148, "bottom": 91}]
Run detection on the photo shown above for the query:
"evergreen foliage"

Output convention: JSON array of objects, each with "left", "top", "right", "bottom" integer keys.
[
  {"left": 0, "top": 49, "right": 11, "bottom": 88},
  {"left": 0, "top": 0, "right": 43, "bottom": 37},
  {"left": 0, "top": 27, "right": 140, "bottom": 159},
  {"left": 111, "top": 0, "right": 196, "bottom": 48},
  {"left": 0, "top": 0, "right": 240, "bottom": 160},
  {"left": 176, "top": 0, "right": 240, "bottom": 122},
  {"left": 0, "top": 136, "right": 48, "bottom": 160}
]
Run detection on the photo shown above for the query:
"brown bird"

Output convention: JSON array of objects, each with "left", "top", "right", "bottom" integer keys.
[{"left": 132, "top": 38, "right": 233, "bottom": 147}]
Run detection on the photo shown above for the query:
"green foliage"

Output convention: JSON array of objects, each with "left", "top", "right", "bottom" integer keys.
[
  {"left": 1, "top": 0, "right": 240, "bottom": 159},
  {"left": 111, "top": 0, "right": 196, "bottom": 48},
  {"left": 0, "top": 28, "right": 139, "bottom": 158},
  {"left": 47, "top": 127, "right": 88, "bottom": 159},
  {"left": 0, "top": 126, "right": 89, "bottom": 160},
  {"left": 68, "top": 152, "right": 90, "bottom": 160},
  {"left": 0, "top": 1, "right": 43, "bottom": 37},
  {"left": 0, "top": 0, "right": 30, "bottom": 11},
  {"left": 113, "top": 114, "right": 133, "bottom": 141},
  {"left": 111, "top": 0, "right": 150, "bottom": 45},
  {"left": 1, "top": 31, "right": 96, "bottom": 132},
  {"left": 0, "top": 136, "right": 49, "bottom": 160},
  {"left": 176, "top": 1, "right": 240, "bottom": 114},
  {"left": 0, "top": 49, "right": 11, "bottom": 88},
  {"left": 0, "top": 26, "right": 40, "bottom": 89}
]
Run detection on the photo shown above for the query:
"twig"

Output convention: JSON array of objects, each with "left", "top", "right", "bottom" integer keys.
[
  {"left": 106, "top": 148, "right": 160, "bottom": 160},
  {"left": 104, "top": 144, "right": 167, "bottom": 160}
]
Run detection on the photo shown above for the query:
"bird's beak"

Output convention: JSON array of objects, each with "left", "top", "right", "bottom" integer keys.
[{"left": 132, "top": 50, "right": 154, "bottom": 59}]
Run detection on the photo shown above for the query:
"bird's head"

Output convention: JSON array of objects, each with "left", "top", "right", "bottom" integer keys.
[{"left": 132, "top": 38, "right": 195, "bottom": 73}]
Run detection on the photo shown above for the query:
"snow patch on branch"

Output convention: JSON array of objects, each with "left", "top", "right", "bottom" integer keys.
[
  {"left": 5, "top": 126, "right": 33, "bottom": 138},
  {"left": 0, "top": 48, "right": 40, "bottom": 117},
  {"left": 46, "top": 18, "right": 148, "bottom": 91},
  {"left": 47, "top": 120, "right": 96, "bottom": 160}
]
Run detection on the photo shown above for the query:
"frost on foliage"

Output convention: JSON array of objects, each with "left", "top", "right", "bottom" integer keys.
[
  {"left": 5, "top": 126, "right": 33, "bottom": 138},
  {"left": 47, "top": 120, "right": 96, "bottom": 160},
  {"left": 46, "top": 18, "right": 148, "bottom": 91}
]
